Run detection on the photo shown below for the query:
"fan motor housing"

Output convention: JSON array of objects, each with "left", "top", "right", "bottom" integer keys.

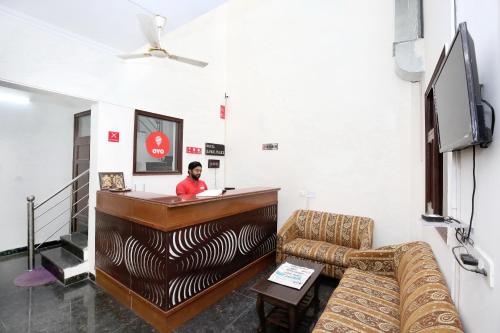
[{"left": 150, "top": 48, "right": 168, "bottom": 58}]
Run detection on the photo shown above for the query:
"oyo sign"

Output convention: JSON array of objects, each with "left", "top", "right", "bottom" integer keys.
[{"left": 146, "top": 131, "right": 170, "bottom": 159}]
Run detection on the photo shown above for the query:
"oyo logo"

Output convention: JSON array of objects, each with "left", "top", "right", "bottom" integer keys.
[{"left": 146, "top": 131, "right": 170, "bottom": 158}]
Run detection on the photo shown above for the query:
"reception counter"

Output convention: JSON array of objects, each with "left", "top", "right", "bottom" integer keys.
[{"left": 95, "top": 187, "right": 279, "bottom": 332}]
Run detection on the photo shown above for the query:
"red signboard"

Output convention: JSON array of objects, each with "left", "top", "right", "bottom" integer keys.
[
  {"left": 146, "top": 131, "right": 170, "bottom": 158},
  {"left": 108, "top": 131, "right": 119, "bottom": 142},
  {"left": 186, "top": 146, "right": 202, "bottom": 154},
  {"left": 220, "top": 105, "right": 225, "bottom": 119}
]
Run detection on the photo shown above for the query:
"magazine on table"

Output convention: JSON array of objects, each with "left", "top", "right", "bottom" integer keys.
[{"left": 268, "top": 262, "right": 314, "bottom": 289}]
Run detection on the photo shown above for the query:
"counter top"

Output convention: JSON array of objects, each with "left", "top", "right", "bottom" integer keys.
[{"left": 97, "top": 187, "right": 280, "bottom": 208}]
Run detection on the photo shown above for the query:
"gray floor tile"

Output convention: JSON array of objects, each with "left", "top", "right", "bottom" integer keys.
[
  {"left": 174, "top": 291, "right": 255, "bottom": 333},
  {"left": 0, "top": 252, "right": 338, "bottom": 333}
]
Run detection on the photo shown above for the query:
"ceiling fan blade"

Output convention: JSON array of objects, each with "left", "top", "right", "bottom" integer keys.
[
  {"left": 137, "top": 14, "right": 160, "bottom": 47},
  {"left": 168, "top": 54, "right": 208, "bottom": 67},
  {"left": 118, "top": 53, "right": 152, "bottom": 60}
]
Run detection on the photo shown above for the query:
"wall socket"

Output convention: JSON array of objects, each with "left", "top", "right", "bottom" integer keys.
[
  {"left": 299, "top": 191, "right": 316, "bottom": 198},
  {"left": 473, "top": 246, "right": 494, "bottom": 288}
]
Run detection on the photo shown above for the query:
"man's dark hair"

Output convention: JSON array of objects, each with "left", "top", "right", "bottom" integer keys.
[{"left": 188, "top": 161, "right": 202, "bottom": 171}]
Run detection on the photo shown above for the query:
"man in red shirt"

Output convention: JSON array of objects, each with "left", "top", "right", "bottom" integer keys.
[{"left": 176, "top": 161, "right": 208, "bottom": 195}]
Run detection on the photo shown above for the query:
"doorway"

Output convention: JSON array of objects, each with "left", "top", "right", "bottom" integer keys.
[{"left": 72, "top": 110, "right": 90, "bottom": 233}]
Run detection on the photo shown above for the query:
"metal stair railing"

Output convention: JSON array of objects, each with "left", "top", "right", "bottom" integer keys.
[{"left": 26, "top": 169, "right": 89, "bottom": 271}]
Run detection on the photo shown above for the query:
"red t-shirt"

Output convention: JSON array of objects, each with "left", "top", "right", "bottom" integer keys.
[{"left": 176, "top": 176, "right": 208, "bottom": 195}]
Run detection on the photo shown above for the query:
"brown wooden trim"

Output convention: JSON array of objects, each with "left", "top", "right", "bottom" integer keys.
[
  {"left": 96, "top": 189, "right": 279, "bottom": 232},
  {"left": 424, "top": 47, "right": 447, "bottom": 241},
  {"left": 96, "top": 269, "right": 132, "bottom": 307},
  {"left": 74, "top": 110, "right": 92, "bottom": 119},
  {"left": 425, "top": 47, "right": 446, "bottom": 96},
  {"left": 133, "top": 109, "right": 183, "bottom": 175},
  {"left": 164, "top": 194, "right": 278, "bottom": 231},
  {"left": 72, "top": 110, "right": 91, "bottom": 178},
  {"left": 98, "top": 187, "right": 281, "bottom": 207},
  {"left": 97, "top": 252, "right": 274, "bottom": 333},
  {"left": 72, "top": 110, "right": 91, "bottom": 232},
  {"left": 135, "top": 109, "right": 183, "bottom": 124}
]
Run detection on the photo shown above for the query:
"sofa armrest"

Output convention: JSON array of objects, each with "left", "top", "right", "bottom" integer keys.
[
  {"left": 358, "top": 219, "right": 374, "bottom": 250},
  {"left": 348, "top": 247, "right": 397, "bottom": 277},
  {"left": 276, "top": 212, "right": 299, "bottom": 263}
]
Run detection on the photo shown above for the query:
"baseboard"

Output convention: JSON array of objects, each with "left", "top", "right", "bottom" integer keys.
[{"left": 0, "top": 240, "right": 61, "bottom": 257}]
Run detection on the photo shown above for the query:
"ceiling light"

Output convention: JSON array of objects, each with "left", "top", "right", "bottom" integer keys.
[{"left": 0, "top": 89, "right": 30, "bottom": 105}]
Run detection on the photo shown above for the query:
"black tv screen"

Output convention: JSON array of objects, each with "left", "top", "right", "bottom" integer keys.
[{"left": 433, "top": 22, "right": 493, "bottom": 153}]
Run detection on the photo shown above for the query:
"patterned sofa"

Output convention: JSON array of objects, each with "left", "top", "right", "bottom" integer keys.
[
  {"left": 277, "top": 210, "right": 374, "bottom": 279},
  {"left": 313, "top": 242, "right": 464, "bottom": 332}
]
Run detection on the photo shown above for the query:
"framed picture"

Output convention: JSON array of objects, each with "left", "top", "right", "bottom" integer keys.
[
  {"left": 133, "top": 110, "right": 183, "bottom": 175},
  {"left": 98, "top": 172, "right": 125, "bottom": 190}
]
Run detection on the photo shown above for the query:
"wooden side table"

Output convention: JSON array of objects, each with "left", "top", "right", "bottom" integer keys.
[{"left": 250, "top": 258, "right": 324, "bottom": 333}]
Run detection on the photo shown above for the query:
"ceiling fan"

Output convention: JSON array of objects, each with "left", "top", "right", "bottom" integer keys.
[{"left": 118, "top": 15, "right": 208, "bottom": 68}]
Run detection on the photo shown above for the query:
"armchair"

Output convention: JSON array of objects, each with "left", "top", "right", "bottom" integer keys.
[{"left": 276, "top": 209, "right": 374, "bottom": 279}]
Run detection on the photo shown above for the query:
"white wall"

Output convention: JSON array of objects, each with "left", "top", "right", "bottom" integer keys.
[
  {"left": 224, "top": 0, "right": 414, "bottom": 246},
  {"left": 422, "top": 0, "right": 500, "bottom": 331},
  {"left": 0, "top": 87, "right": 90, "bottom": 252},
  {"left": 419, "top": 0, "right": 458, "bottom": 293},
  {"left": 0, "top": 5, "right": 228, "bottom": 270},
  {"left": 5, "top": 7, "right": 499, "bottom": 332}
]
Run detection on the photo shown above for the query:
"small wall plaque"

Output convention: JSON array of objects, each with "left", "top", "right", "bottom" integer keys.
[
  {"left": 208, "top": 159, "right": 220, "bottom": 168},
  {"left": 262, "top": 143, "right": 278, "bottom": 150},
  {"left": 205, "top": 143, "right": 225, "bottom": 156},
  {"left": 186, "top": 146, "right": 202, "bottom": 154}
]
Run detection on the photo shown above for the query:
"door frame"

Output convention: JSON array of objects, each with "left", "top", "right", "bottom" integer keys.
[{"left": 71, "top": 110, "right": 91, "bottom": 232}]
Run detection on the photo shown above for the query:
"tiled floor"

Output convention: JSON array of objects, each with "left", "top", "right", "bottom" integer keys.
[{"left": 0, "top": 253, "right": 338, "bottom": 332}]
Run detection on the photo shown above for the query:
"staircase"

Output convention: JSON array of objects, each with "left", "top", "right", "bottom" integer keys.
[
  {"left": 26, "top": 169, "right": 90, "bottom": 285},
  {"left": 40, "top": 231, "right": 89, "bottom": 285}
]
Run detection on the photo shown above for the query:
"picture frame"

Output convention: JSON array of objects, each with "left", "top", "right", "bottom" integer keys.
[
  {"left": 98, "top": 172, "right": 125, "bottom": 190},
  {"left": 133, "top": 110, "right": 183, "bottom": 175}
]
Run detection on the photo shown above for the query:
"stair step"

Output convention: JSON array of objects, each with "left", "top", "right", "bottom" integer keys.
[
  {"left": 61, "top": 232, "right": 88, "bottom": 260},
  {"left": 40, "top": 247, "right": 88, "bottom": 285},
  {"left": 77, "top": 220, "right": 88, "bottom": 235}
]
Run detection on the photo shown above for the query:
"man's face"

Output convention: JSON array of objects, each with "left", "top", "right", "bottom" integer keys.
[{"left": 189, "top": 166, "right": 202, "bottom": 180}]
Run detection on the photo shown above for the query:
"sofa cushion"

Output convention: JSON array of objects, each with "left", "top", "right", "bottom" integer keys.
[
  {"left": 283, "top": 238, "right": 354, "bottom": 268},
  {"left": 314, "top": 267, "right": 400, "bottom": 333},
  {"left": 294, "top": 210, "right": 374, "bottom": 249}
]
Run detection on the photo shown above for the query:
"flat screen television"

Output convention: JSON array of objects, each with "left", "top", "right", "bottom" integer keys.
[{"left": 433, "top": 22, "right": 493, "bottom": 153}]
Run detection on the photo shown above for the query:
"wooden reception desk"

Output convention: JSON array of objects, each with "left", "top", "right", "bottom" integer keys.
[{"left": 95, "top": 187, "right": 279, "bottom": 332}]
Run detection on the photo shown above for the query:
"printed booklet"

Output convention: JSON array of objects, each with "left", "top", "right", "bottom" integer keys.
[{"left": 268, "top": 262, "right": 314, "bottom": 289}]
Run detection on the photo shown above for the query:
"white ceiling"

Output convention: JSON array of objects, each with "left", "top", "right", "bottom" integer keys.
[{"left": 0, "top": 0, "right": 227, "bottom": 52}]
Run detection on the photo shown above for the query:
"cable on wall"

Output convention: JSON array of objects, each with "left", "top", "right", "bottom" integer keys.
[
  {"left": 466, "top": 145, "right": 476, "bottom": 240},
  {"left": 482, "top": 99, "right": 496, "bottom": 136},
  {"left": 451, "top": 94, "right": 497, "bottom": 274}
]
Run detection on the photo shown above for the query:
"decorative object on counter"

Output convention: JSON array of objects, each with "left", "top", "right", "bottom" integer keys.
[{"left": 98, "top": 172, "right": 125, "bottom": 190}]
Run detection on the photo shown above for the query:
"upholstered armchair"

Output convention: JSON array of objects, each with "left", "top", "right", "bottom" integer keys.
[{"left": 276, "top": 209, "right": 374, "bottom": 279}]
